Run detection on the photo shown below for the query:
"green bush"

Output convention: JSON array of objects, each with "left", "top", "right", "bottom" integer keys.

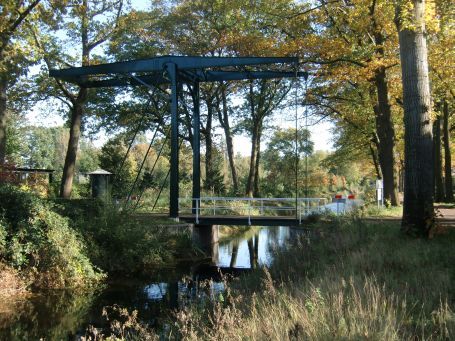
[
  {"left": 73, "top": 205, "right": 194, "bottom": 274},
  {"left": 0, "top": 184, "right": 104, "bottom": 288},
  {"left": 52, "top": 199, "right": 196, "bottom": 276}
]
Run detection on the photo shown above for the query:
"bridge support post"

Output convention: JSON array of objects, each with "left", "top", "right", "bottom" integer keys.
[
  {"left": 193, "top": 225, "right": 219, "bottom": 262},
  {"left": 192, "top": 81, "right": 201, "bottom": 214},
  {"left": 167, "top": 63, "right": 179, "bottom": 219}
]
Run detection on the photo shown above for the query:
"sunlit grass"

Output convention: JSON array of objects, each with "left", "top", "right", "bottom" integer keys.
[{"left": 363, "top": 204, "right": 403, "bottom": 218}]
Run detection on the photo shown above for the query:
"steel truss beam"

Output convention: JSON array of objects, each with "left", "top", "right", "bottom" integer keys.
[{"left": 49, "top": 55, "right": 298, "bottom": 81}]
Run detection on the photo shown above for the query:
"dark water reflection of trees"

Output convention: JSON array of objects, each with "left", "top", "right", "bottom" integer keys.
[{"left": 0, "top": 226, "right": 298, "bottom": 339}]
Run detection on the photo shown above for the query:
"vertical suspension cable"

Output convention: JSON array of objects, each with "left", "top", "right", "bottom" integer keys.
[
  {"left": 294, "top": 65, "right": 299, "bottom": 220},
  {"left": 304, "top": 75, "right": 309, "bottom": 200},
  {"left": 125, "top": 125, "right": 160, "bottom": 205},
  {"left": 133, "top": 133, "right": 169, "bottom": 210},
  {"left": 114, "top": 107, "right": 147, "bottom": 182}
]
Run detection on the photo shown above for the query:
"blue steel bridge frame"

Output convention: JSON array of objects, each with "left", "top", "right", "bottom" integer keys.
[{"left": 50, "top": 55, "right": 307, "bottom": 218}]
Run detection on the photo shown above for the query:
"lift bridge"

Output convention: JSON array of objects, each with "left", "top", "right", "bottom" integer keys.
[{"left": 50, "top": 55, "right": 330, "bottom": 226}]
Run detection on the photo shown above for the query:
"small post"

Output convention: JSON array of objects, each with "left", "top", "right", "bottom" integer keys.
[
  {"left": 248, "top": 199, "right": 252, "bottom": 226},
  {"left": 196, "top": 198, "right": 199, "bottom": 224}
]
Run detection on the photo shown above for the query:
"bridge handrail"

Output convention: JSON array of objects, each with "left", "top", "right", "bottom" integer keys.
[
  {"left": 181, "top": 197, "right": 326, "bottom": 202},
  {"left": 178, "top": 197, "right": 329, "bottom": 225}
]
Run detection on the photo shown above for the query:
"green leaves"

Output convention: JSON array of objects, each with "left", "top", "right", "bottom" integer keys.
[{"left": 0, "top": 184, "right": 104, "bottom": 287}]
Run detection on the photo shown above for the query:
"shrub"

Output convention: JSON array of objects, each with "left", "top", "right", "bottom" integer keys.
[
  {"left": 0, "top": 184, "right": 103, "bottom": 289},
  {"left": 74, "top": 205, "right": 194, "bottom": 274}
]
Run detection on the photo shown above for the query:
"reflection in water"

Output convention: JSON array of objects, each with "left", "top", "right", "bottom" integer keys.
[
  {"left": 0, "top": 290, "right": 97, "bottom": 340},
  {"left": 218, "top": 226, "right": 291, "bottom": 268},
  {"left": 0, "top": 226, "right": 299, "bottom": 339}
]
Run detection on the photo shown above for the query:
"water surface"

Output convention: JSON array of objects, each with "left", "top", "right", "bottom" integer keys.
[{"left": 0, "top": 225, "right": 301, "bottom": 340}]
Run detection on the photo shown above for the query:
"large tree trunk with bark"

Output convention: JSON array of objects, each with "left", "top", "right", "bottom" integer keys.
[
  {"left": 0, "top": 79, "right": 7, "bottom": 164},
  {"left": 443, "top": 100, "right": 454, "bottom": 201},
  {"left": 397, "top": 0, "right": 434, "bottom": 236},
  {"left": 217, "top": 86, "right": 239, "bottom": 194},
  {"left": 374, "top": 68, "right": 399, "bottom": 206},
  {"left": 60, "top": 92, "right": 86, "bottom": 198},
  {"left": 369, "top": 8, "right": 400, "bottom": 206},
  {"left": 433, "top": 115, "right": 444, "bottom": 201}
]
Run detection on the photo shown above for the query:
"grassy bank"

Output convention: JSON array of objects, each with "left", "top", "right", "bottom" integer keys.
[{"left": 154, "top": 216, "right": 454, "bottom": 340}]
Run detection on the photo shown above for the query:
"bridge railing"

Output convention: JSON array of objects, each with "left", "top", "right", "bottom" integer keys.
[{"left": 178, "top": 197, "right": 328, "bottom": 225}]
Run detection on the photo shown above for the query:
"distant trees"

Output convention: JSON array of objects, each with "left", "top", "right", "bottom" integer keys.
[
  {"left": 262, "top": 128, "right": 313, "bottom": 197},
  {"left": 32, "top": 0, "right": 126, "bottom": 198},
  {"left": 99, "top": 137, "right": 136, "bottom": 198},
  {"left": 0, "top": 1, "right": 45, "bottom": 164},
  {"left": 1, "top": 0, "right": 451, "bottom": 231}
]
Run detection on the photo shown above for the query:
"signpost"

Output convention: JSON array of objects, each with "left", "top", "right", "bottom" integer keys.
[{"left": 376, "top": 179, "right": 384, "bottom": 208}]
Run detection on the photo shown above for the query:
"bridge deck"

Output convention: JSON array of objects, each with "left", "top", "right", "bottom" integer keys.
[
  {"left": 179, "top": 215, "right": 304, "bottom": 226},
  {"left": 133, "top": 213, "right": 306, "bottom": 226}
]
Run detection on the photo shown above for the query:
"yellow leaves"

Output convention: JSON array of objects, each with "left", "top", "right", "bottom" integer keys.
[{"left": 396, "top": 0, "right": 440, "bottom": 33}]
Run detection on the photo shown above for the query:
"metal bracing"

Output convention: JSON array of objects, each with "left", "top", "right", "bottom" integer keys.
[
  {"left": 167, "top": 63, "right": 179, "bottom": 218},
  {"left": 191, "top": 81, "right": 201, "bottom": 214},
  {"left": 49, "top": 55, "right": 304, "bottom": 219},
  {"left": 49, "top": 56, "right": 298, "bottom": 81},
  {"left": 50, "top": 70, "right": 307, "bottom": 88}
]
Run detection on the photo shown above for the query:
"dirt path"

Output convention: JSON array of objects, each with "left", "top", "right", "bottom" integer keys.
[
  {"left": 363, "top": 204, "right": 455, "bottom": 228},
  {"left": 435, "top": 204, "right": 455, "bottom": 227}
]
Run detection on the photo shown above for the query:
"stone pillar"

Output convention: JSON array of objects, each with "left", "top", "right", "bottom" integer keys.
[{"left": 192, "top": 225, "right": 219, "bottom": 263}]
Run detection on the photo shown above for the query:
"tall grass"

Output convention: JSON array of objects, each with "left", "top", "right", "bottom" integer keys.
[
  {"left": 92, "top": 214, "right": 455, "bottom": 340},
  {"left": 161, "top": 216, "right": 455, "bottom": 340}
]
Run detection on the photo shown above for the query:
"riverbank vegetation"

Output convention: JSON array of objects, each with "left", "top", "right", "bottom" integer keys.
[
  {"left": 141, "top": 216, "right": 453, "bottom": 340},
  {"left": 0, "top": 184, "right": 195, "bottom": 293},
  {"left": 0, "top": 184, "right": 103, "bottom": 290}
]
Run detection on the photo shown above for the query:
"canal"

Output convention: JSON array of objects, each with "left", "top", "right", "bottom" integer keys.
[{"left": 0, "top": 225, "right": 303, "bottom": 340}]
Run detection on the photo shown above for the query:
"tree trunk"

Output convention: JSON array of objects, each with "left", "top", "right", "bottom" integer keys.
[
  {"left": 246, "top": 82, "right": 257, "bottom": 197},
  {"left": 0, "top": 79, "right": 7, "bottom": 164},
  {"left": 374, "top": 68, "right": 399, "bottom": 206},
  {"left": 230, "top": 242, "right": 239, "bottom": 268},
  {"left": 397, "top": 0, "right": 434, "bottom": 236},
  {"left": 247, "top": 237, "right": 256, "bottom": 269},
  {"left": 369, "top": 141, "right": 383, "bottom": 180},
  {"left": 253, "top": 125, "right": 262, "bottom": 197},
  {"left": 60, "top": 92, "right": 86, "bottom": 198},
  {"left": 246, "top": 123, "right": 259, "bottom": 197},
  {"left": 203, "top": 98, "right": 214, "bottom": 192},
  {"left": 60, "top": 0, "right": 91, "bottom": 198},
  {"left": 443, "top": 100, "right": 454, "bottom": 201},
  {"left": 217, "top": 86, "right": 239, "bottom": 194},
  {"left": 433, "top": 115, "right": 444, "bottom": 201}
]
